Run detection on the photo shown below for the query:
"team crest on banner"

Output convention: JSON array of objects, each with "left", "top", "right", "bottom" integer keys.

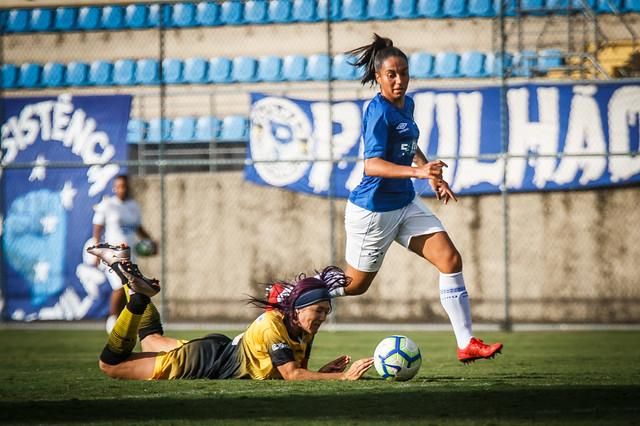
[{"left": 1, "top": 94, "right": 132, "bottom": 321}]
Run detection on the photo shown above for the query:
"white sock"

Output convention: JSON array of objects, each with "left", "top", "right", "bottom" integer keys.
[
  {"left": 439, "top": 272, "right": 473, "bottom": 349},
  {"left": 329, "top": 287, "right": 345, "bottom": 298}
]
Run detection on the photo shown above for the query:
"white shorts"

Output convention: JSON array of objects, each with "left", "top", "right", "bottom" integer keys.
[
  {"left": 100, "top": 263, "right": 124, "bottom": 291},
  {"left": 345, "top": 197, "right": 446, "bottom": 272}
]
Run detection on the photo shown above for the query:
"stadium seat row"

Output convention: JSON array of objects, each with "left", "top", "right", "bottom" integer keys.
[
  {"left": 1, "top": 49, "right": 563, "bottom": 89},
  {"left": 2, "top": 0, "right": 639, "bottom": 33},
  {"left": 128, "top": 116, "right": 250, "bottom": 144}
]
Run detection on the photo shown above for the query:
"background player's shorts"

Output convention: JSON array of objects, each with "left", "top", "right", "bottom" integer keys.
[
  {"left": 151, "top": 333, "right": 241, "bottom": 380},
  {"left": 345, "top": 197, "right": 445, "bottom": 272},
  {"left": 99, "top": 263, "right": 124, "bottom": 291}
]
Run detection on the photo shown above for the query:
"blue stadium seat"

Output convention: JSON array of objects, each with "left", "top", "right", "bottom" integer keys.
[
  {"left": 54, "top": 7, "right": 77, "bottom": 31},
  {"left": 65, "top": 62, "right": 89, "bottom": 86},
  {"left": 443, "top": 0, "right": 468, "bottom": 16},
  {"left": 258, "top": 56, "right": 284, "bottom": 82},
  {"left": 196, "top": 2, "right": 221, "bottom": 25},
  {"left": 538, "top": 49, "right": 563, "bottom": 72},
  {"left": 434, "top": 52, "right": 461, "bottom": 77},
  {"left": 2, "top": 64, "right": 18, "bottom": 89},
  {"left": 162, "top": 59, "right": 184, "bottom": 84},
  {"left": 208, "top": 57, "right": 233, "bottom": 83},
  {"left": 332, "top": 54, "right": 357, "bottom": 80},
  {"left": 195, "top": 116, "right": 222, "bottom": 142},
  {"left": 220, "top": 116, "right": 249, "bottom": 142},
  {"left": 113, "top": 59, "right": 136, "bottom": 85},
  {"left": 0, "top": 10, "right": 7, "bottom": 32},
  {"left": 417, "top": 0, "right": 445, "bottom": 17},
  {"left": 245, "top": 0, "right": 269, "bottom": 24},
  {"left": 18, "top": 63, "right": 42, "bottom": 88},
  {"left": 317, "top": 0, "right": 343, "bottom": 20},
  {"left": 468, "top": 0, "right": 495, "bottom": 16},
  {"left": 460, "top": 51, "right": 487, "bottom": 77},
  {"left": 147, "top": 118, "right": 172, "bottom": 143},
  {"left": 282, "top": 55, "right": 308, "bottom": 80},
  {"left": 409, "top": 52, "right": 435, "bottom": 78},
  {"left": 42, "top": 62, "right": 65, "bottom": 87},
  {"left": 89, "top": 60, "right": 113, "bottom": 86},
  {"left": 101, "top": 6, "right": 125, "bottom": 30},
  {"left": 269, "top": 0, "right": 293, "bottom": 22},
  {"left": 597, "top": 0, "right": 623, "bottom": 12},
  {"left": 544, "top": 0, "right": 568, "bottom": 10},
  {"left": 493, "top": 0, "right": 516, "bottom": 15},
  {"left": 127, "top": 119, "right": 147, "bottom": 144},
  {"left": 368, "top": 0, "right": 393, "bottom": 19},
  {"left": 624, "top": 0, "right": 640, "bottom": 11},
  {"left": 393, "top": 0, "right": 418, "bottom": 18},
  {"left": 184, "top": 58, "right": 208, "bottom": 83},
  {"left": 512, "top": 50, "right": 536, "bottom": 77},
  {"left": 171, "top": 117, "right": 197, "bottom": 142},
  {"left": 520, "top": 0, "right": 544, "bottom": 13},
  {"left": 485, "top": 52, "right": 513, "bottom": 76},
  {"left": 125, "top": 4, "right": 149, "bottom": 29},
  {"left": 293, "top": 0, "right": 319, "bottom": 21},
  {"left": 148, "top": 4, "right": 173, "bottom": 27},
  {"left": 220, "top": 0, "right": 245, "bottom": 25},
  {"left": 232, "top": 56, "right": 258, "bottom": 82},
  {"left": 307, "top": 54, "right": 331, "bottom": 80},
  {"left": 136, "top": 59, "right": 160, "bottom": 85},
  {"left": 7, "top": 9, "right": 29, "bottom": 33},
  {"left": 343, "top": 0, "right": 368, "bottom": 20},
  {"left": 78, "top": 6, "right": 101, "bottom": 30},
  {"left": 172, "top": 3, "right": 197, "bottom": 26},
  {"left": 30, "top": 8, "right": 53, "bottom": 32}
]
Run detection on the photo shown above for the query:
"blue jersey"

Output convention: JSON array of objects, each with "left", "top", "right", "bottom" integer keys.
[{"left": 349, "top": 93, "right": 420, "bottom": 212}]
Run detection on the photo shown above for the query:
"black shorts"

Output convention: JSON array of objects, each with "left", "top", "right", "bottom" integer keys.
[{"left": 151, "top": 333, "right": 241, "bottom": 380}]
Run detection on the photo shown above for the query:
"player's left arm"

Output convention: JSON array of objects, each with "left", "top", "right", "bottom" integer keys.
[
  {"left": 318, "top": 355, "right": 351, "bottom": 373},
  {"left": 276, "top": 358, "right": 373, "bottom": 381}
]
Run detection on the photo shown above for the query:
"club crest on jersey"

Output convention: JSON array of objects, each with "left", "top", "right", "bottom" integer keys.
[{"left": 396, "top": 122, "right": 409, "bottom": 133}]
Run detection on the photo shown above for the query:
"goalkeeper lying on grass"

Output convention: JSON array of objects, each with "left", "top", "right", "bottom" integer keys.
[{"left": 88, "top": 243, "right": 374, "bottom": 381}]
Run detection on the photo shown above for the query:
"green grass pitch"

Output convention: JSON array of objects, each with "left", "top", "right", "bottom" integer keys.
[{"left": 0, "top": 329, "right": 638, "bottom": 425}]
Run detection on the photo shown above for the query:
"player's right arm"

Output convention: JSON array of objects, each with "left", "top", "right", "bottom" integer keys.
[{"left": 276, "top": 357, "right": 373, "bottom": 381}]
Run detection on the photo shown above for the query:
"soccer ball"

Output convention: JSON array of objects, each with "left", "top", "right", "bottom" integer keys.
[
  {"left": 134, "top": 239, "right": 157, "bottom": 257},
  {"left": 373, "top": 335, "right": 422, "bottom": 381}
]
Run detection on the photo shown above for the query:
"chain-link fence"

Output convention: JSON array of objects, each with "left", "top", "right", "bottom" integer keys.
[{"left": 1, "top": 0, "right": 639, "bottom": 326}]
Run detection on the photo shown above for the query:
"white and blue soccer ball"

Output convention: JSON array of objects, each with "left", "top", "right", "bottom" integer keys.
[{"left": 373, "top": 335, "right": 422, "bottom": 381}]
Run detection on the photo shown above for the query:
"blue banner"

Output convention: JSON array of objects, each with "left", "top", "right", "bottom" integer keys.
[
  {"left": 1, "top": 94, "right": 131, "bottom": 321},
  {"left": 245, "top": 82, "right": 640, "bottom": 197}
]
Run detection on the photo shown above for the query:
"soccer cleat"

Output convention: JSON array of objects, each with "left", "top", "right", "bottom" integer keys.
[
  {"left": 457, "top": 337, "right": 503, "bottom": 364},
  {"left": 87, "top": 243, "right": 131, "bottom": 267},
  {"left": 114, "top": 262, "right": 160, "bottom": 298}
]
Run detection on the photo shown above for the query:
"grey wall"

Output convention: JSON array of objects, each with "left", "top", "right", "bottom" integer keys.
[{"left": 133, "top": 173, "right": 640, "bottom": 324}]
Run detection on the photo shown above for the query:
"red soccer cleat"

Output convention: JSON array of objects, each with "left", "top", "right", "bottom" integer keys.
[{"left": 457, "top": 337, "right": 503, "bottom": 364}]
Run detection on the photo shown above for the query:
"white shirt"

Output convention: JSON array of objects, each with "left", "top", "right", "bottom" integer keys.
[{"left": 92, "top": 196, "right": 141, "bottom": 248}]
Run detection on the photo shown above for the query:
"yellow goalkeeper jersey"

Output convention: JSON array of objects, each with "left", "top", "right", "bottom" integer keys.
[{"left": 236, "top": 310, "right": 314, "bottom": 380}]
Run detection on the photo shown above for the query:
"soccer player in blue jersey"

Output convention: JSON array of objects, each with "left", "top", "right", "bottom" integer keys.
[{"left": 332, "top": 34, "right": 503, "bottom": 363}]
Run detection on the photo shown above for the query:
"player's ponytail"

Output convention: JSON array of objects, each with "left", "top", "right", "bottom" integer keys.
[{"left": 347, "top": 33, "right": 408, "bottom": 86}]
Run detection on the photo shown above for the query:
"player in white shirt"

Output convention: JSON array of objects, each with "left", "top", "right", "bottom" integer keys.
[{"left": 92, "top": 175, "right": 156, "bottom": 333}]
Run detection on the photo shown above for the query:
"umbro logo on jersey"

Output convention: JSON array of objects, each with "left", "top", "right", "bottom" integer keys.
[
  {"left": 396, "top": 122, "right": 409, "bottom": 133},
  {"left": 271, "top": 343, "right": 291, "bottom": 352}
]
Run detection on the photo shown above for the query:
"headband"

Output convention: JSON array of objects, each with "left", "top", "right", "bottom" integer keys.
[{"left": 294, "top": 287, "right": 331, "bottom": 310}]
